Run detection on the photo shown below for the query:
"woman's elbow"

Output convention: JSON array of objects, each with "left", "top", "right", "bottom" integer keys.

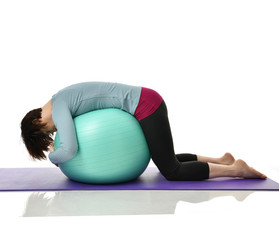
[
  {"left": 65, "top": 146, "right": 78, "bottom": 159},
  {"left": 49, "top": 145, "right": 78, "bottom": 164}
]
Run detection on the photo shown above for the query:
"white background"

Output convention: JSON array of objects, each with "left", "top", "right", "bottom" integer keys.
[
  {"left": 0, "top": 1, "right": 279, "bottom": 239},
  {"left": 1, "top": 0, "right": 278, "bottom": 169}
]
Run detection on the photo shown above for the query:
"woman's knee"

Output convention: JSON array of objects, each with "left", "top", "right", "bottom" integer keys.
[{"left": 159, "top": 167, "right": 180, "bottom": 181}]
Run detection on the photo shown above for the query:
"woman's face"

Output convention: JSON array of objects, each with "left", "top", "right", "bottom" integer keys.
[{"left": 41, "top": 122, "right": 57, "bottom": 134}]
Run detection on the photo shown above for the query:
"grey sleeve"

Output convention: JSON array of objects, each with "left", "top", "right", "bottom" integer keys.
[{"left": 48, "top": 101, "right": 78, "bottom": 164}]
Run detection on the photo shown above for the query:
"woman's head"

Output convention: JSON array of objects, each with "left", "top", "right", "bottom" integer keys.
[{"left": 21, "top": 108, "right": 54, "bottom": 160}]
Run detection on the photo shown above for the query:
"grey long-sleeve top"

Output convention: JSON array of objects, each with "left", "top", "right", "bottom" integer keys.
[{"left": 49, "top": 82, "right": 142, "bottom": 164}]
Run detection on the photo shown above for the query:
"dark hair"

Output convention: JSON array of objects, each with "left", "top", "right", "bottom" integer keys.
[{"left": 21, "top": 108, "right": 54, "bottom": 160}]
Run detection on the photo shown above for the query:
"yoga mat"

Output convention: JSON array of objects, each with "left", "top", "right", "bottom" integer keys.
[{"left": 0, "top": 167, "right": 279, "bottom": 191}]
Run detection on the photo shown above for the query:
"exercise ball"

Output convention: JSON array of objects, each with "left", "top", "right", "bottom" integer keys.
[{"left": 54, "top": 108, "right": 150, "bottom": 184}]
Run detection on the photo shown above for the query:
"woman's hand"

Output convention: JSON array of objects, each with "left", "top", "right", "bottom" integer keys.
[
  {"left": 49, "top": 142, "right": 58, "bottom": 167},
  {"left": 49, "top": 142, "right": 55, "bottom": 152}
]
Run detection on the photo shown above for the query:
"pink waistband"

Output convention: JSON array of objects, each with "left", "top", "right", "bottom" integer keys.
[{"left": 134, "top": 87, "right": 163, "bottom": 121}]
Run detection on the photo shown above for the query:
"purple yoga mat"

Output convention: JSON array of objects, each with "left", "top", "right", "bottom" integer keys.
[{"left": 0, "top": 167, "right": 278, "bottom": 191}]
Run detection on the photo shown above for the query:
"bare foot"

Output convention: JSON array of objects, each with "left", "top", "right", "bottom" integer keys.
[
  {"left": 234, "top": 159, "right": 267, "bottom": 179},
  {"left": 220, "top": 152, "right": 235, "bottom": 165}
]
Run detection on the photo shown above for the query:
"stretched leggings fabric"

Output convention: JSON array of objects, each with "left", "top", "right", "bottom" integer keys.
[{"left": 139, "top": 100, "right": 210, "bottom": 181}]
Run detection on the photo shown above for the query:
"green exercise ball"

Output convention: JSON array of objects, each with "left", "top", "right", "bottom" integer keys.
[{"left": 54, "top": 108, "right": 150, "bottom": 184}]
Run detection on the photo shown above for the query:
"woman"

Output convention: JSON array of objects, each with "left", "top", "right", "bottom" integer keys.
[{"left": 21, "top": 82, "right": 267, "bottom": 180}]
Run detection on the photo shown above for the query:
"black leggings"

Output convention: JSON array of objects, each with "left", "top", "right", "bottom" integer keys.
[{"left": 139, "top": 100, "right": 209, "bottom": 181}]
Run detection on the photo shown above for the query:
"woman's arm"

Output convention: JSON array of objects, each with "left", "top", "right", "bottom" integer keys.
[{"left": 48, "top": 101, "right": 78, "bottom": 164}]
